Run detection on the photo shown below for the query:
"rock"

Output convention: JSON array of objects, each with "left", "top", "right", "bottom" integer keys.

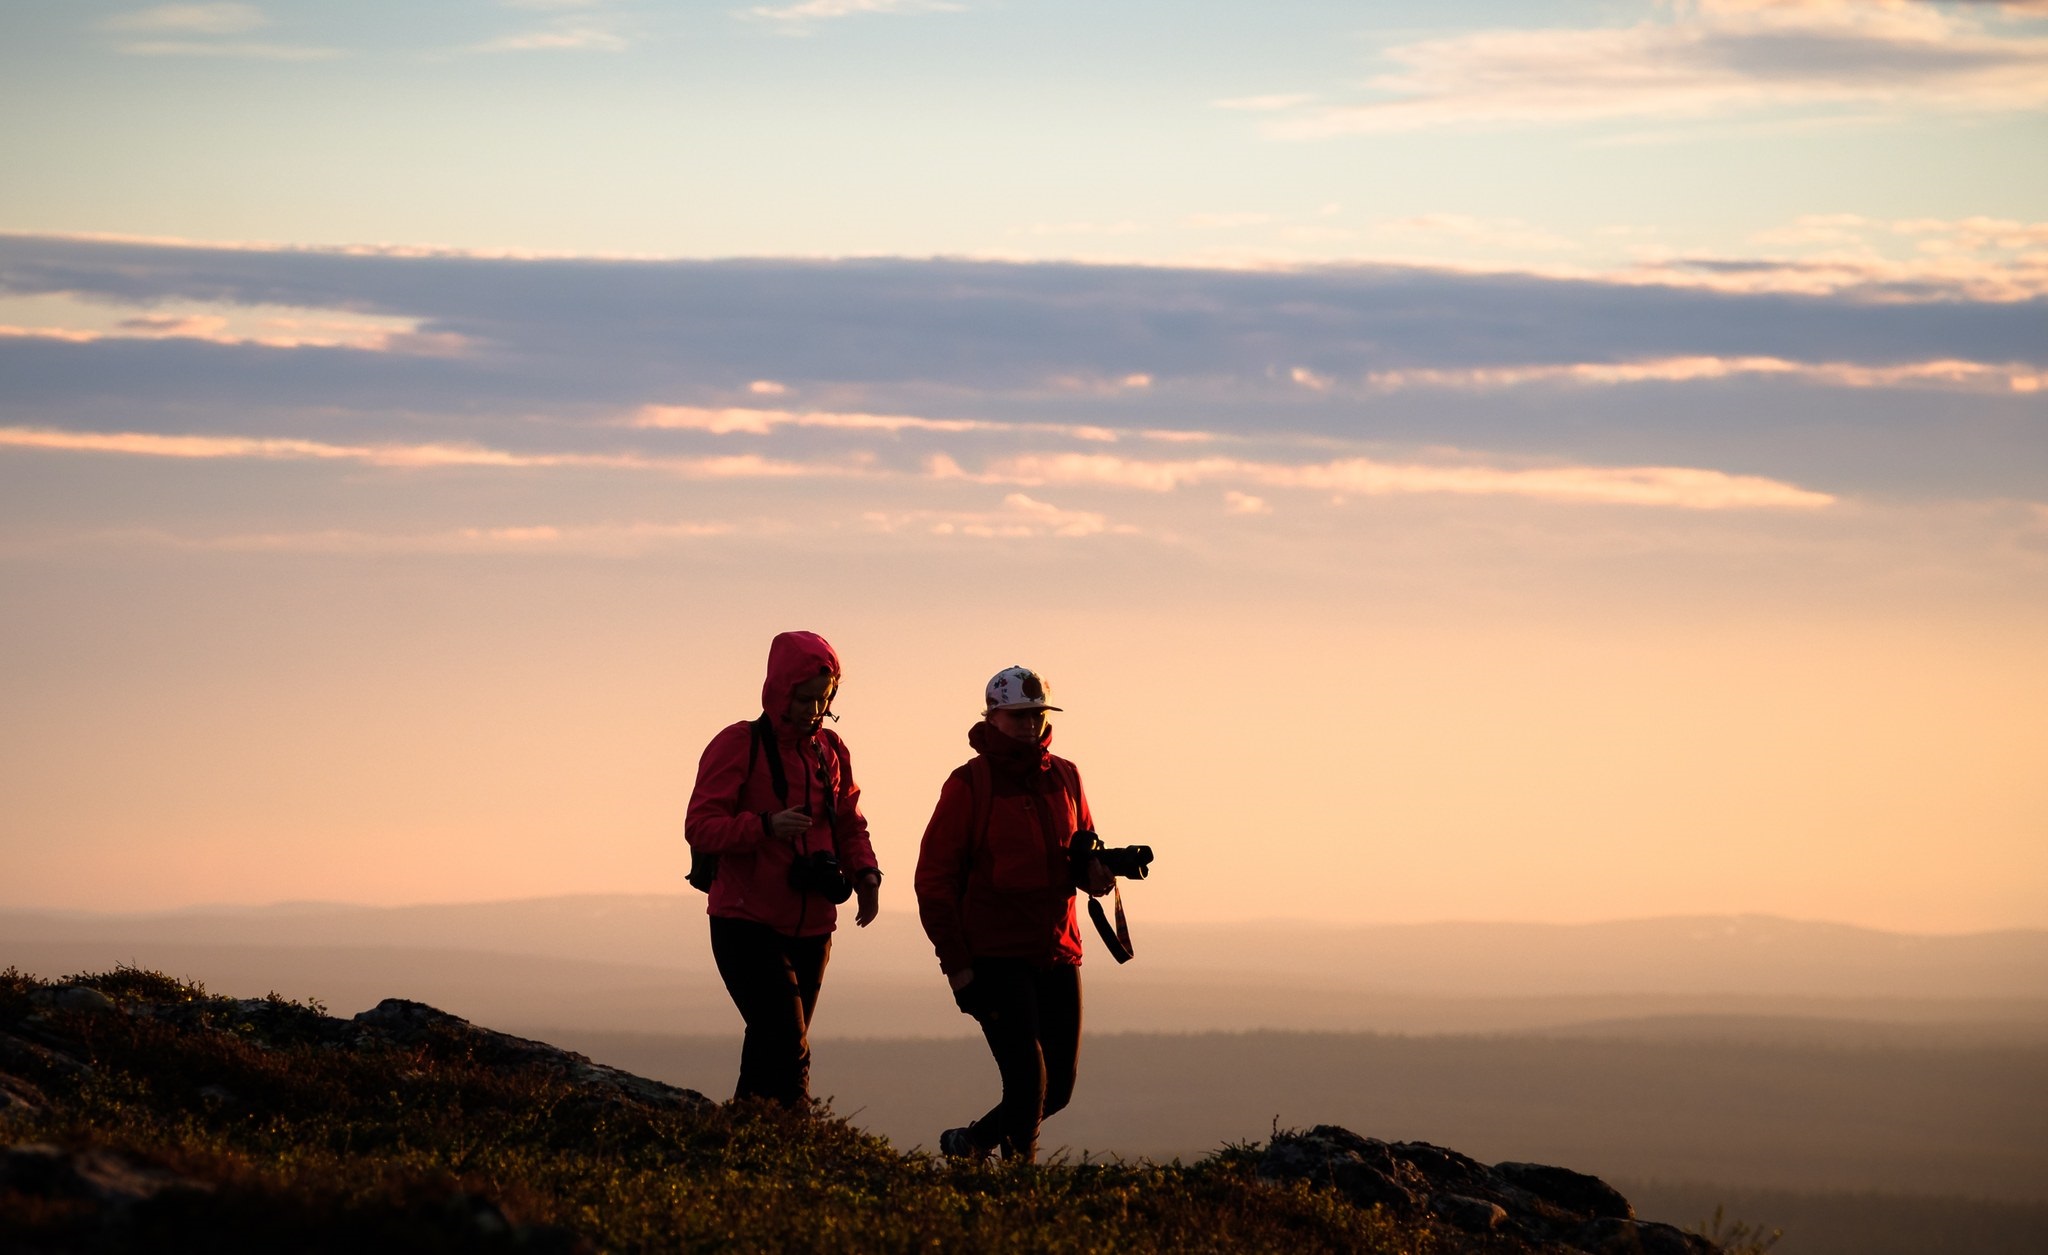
[
  {"left": 0, "top": 1143, "right": 69, "bottom": 1194},
  {"left": 1576, "top": 1216, "right": 1720, "bottom": 1254},
  {"left": 197, "top": 1084, "right": 237, "bottom": 1108},
  {"left": 0, "top": 1070, "right": 47, "bottom": 1114},
  {"left": 1391, "top": 1140, "right": 1489, "bottom": 1189},
  {"left": 0, "top": 1142, "right": 213, "bottom": 1206},
  {"left": 1433, "top": 1193, "right": 1509, "bottom": 1232},
  {"left": 353, "top": 999, "right": 713, "bottom": 1114},
  {"left": 29, "top": 985, "right": 120, "bottom": 1015},
  {"left": 353, "top": 998, "right": 464, "bottom": 1036},
  {"left": 1498, "top": 1160, "right": 1634, "bottom": 1219},
  {"left": 0, "top": 1028, "right": 92, "bottom": 1078},
  {"left": 444, "top": 1192, "right": 513, "bottom": 1236},
  {"left": 55, "top": 986, "right": 119, "bottom": 1015},
  {"left": 1328, "top": 1158, "right": 1416, "bottom": 1210},
  {"left": 1260, "top": 1124, "right": 1722, "bottom": 1254}
]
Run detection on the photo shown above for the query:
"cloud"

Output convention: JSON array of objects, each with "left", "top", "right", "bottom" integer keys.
[
  {"left": 1018, "top": 221, "right": 1150, "bottom": 237},
  {"left": 100, "top": 4, "right": 268, "bottom": 34},
  {"left": 951, "top": 451, "right": 1836, "bottom": 511},
  {"left": 0, "top": 300, "right": 458, "bottom": 353},
  {"left": 5, "top": 230, "right": 2039, "bottom": 394},
  {"left": 1271, "top": 0, "right": 2048, "bottom": 136},
  {"left": 1212, "top": 93, "right": 1316, "bottom": 112},
  {"left": 5, "top": 412, "right": 1830, "bottom": 517},
  {"left": 1370, "top": 214, "right": 1580, "bottom": 254},
  {"left": 633, "top": 404, "right": 1132, "bottom": 442},
  {"left": 0, "top": 425, "right": 859, "bottom": 480},
  {"left": 1185, "top": 213, "right": 1276, "bottom": 230},
  {"left": 0, "top": 232, "right": 2035, "bottom": 508},
  {"left": 862, "top": 493, "right": 1134, "bottom": 539},
  {"left": 100, "top": 3, "right": 339, "bottom": 59},
  {"left": 742, "top": 0, "right": 964, "bottom": 34},
  {"left": 1622, "top": 213, "right": 2048, "bottom": 301},
  {"left": 469, "top": 26, "right": 630, "bottom": 52},
  {"left": 110, "top": 39, "right": 341, "bottom": 59},
  {"left": 1366, "top": 355, "right": 2048, "bottom": 394},
  {"left": 1223, "top": 490, "right": 1272, "bottom": 515},
  {"left": 77, "top": 519, "right": 741, "bottom": 556}
]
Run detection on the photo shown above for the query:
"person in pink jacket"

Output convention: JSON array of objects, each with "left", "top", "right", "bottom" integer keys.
[{"left": 684, "top": 631, "right": 881, "bottom": 1107}]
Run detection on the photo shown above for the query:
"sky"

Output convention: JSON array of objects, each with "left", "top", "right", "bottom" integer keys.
[{"left": 0, "top": 0, "right": 2044, "bottom": 931}]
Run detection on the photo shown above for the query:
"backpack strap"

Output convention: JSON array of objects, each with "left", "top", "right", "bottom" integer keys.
[
  {"left": 749, "top": 715, "right": 790, "bottom": 807},
  {"left": 686, "top": 717, "right": 787, "bottom": 894},
  {"left": 964, "top": 756, "right": 994, "bottom": 878},
  {"left": 1049, "top": 758, "right": 1080, "bottom": 823}
]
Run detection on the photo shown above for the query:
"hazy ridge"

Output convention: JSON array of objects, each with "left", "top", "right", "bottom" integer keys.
[{"left": 7, "top": 896, "right": 2046, "bottom": 1032}]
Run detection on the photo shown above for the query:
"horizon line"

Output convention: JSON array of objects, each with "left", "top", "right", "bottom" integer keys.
[{"left": 3, "top": 895, "right": 2042, "bottom": 938}]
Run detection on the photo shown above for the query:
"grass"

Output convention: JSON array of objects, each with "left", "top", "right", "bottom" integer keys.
[{"left": 0, "top": 966, "right": 1495, "bottom": 1254}]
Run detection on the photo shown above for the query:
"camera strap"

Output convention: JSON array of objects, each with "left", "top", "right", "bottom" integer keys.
[
  {"left": 1089, "top": 887, "right": 1134, "bottom": 964},
  {"left": 1051, "top": 759, "right": 1135, "bottom": 964}
]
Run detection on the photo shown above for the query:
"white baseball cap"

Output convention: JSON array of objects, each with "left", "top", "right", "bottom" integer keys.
[{"left": 985, "top": 665, "right": 1062, "bottom": 712}]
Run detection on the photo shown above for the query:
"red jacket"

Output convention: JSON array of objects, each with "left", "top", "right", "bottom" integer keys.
[
  {"left": 684, "top": 632, "right": 878, "bottom": 936},
  {"left": 915, "top": 720, "right": 1095, "bottom": 975}
]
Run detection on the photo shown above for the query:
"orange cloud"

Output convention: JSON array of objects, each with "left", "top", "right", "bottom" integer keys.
[
  {"left": 631, "top": 404, "right": 1193, "bottom": 444},
  {"left": 961, "top": 451, "right": 1835, "bottom": 511},
  {"left": 1365, "top": 356, "right": 2048, "bottom": 393},
  {"left": 862, "top": 492, "right": 1138, "bottom": 539},
  {"left": 0, "top": 426, "right": 851, "bottom": 479},
  {"left": 0, "top": 307, "right": 464, "bottom": 354},
  {"left": 65, "top": 520, "right": 743, "bottom": 556}
]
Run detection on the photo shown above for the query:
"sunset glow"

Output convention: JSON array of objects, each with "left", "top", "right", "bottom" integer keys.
[{"left": 0, "top": 0, "right": 2041, "bottom": 933}]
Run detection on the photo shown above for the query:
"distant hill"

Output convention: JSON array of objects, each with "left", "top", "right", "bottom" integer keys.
[{"left": 5, "top": 898, "right": 2045, "bottom": 1039}]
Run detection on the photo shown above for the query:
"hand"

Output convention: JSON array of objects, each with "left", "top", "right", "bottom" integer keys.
[
  {"left": 1085, "top": 857, "right": 1116, "bottom": 897},
  {"left": 947, "top": 967, "right": 975, "bottom": 993},
  {"left": 854, "top": 875, "right": 880, "bottom": 927},
  {"left": 767, "top": 807, "right": 810, "bottom": 840}
]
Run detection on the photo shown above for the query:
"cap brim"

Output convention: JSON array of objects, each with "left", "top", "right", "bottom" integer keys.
[{"left": 990, "top": 702, "right": 1063, "bottom": 712}]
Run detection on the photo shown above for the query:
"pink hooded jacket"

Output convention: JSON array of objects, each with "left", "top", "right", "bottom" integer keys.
[{"left": 684, "top": 632, "right": 879, "bottom": 936}]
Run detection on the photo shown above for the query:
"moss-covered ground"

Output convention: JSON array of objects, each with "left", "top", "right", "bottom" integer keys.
[{"left": 0, "top": 966, "right": 1512, "bottom": 1254}]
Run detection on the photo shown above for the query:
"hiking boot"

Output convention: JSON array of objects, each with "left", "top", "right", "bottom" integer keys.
[{"left": 939, "top": 1126, "right": 986, "bottom": 1160}]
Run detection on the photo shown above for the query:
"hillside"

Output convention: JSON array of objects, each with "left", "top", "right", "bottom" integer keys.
[{"left": 0, "top": 966, "right": 1735, "bottom": 1254}]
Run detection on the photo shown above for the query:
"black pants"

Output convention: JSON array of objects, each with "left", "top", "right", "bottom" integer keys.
[
  {"left": 709, "top": 915, "right": 831, "bottom": 1107},
  {"left": 962, "top": 958, "right": 1082, "bottom": 1162}
]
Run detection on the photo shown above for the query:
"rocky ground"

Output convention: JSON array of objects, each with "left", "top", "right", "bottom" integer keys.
[
  {"left": 0, "top": 968, "right": 1731, "bottom": 1253},
  {"left": 1259, "top": 1127, "right": 1719, "bottom": 1254}
]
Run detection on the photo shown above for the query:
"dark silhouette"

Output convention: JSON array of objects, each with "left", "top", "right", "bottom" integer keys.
[
  {"left": 683, "top": 631, "right": 881, "bottom": 1106},
  {"left": 914, "top": 665, "right": 1121, "bottom": 1161}
]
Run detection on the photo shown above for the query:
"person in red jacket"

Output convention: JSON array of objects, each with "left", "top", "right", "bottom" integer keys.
[
  {"left": 915, "top": 665, "right": 1114, "bottom": 1162},
  {"left": 684, "top": 631, "right": 881, "bottom": 1107}
]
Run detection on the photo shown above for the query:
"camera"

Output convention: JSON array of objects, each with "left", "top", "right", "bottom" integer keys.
[
  {"left": 788, "top": 849, "right": 854, "bottom": 903},
  {"left": 1069, "top": 829, "right": 1153, "bottom": 885}
]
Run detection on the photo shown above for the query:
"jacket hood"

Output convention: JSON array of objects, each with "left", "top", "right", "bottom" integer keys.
[
  {"left": 762, "top": 631, "right": 841, "bottom": 728},
  {"left": 968, "top": 717, "right": 1053, "bottom": 773}
]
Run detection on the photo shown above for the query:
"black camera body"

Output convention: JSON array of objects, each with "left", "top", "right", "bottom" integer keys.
[
  {"left": 1069, "top": 829, "right": 1153, "bottom": 885},
  {"left": 789, "top": 849, "right": 854, "bottom": 903}
]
